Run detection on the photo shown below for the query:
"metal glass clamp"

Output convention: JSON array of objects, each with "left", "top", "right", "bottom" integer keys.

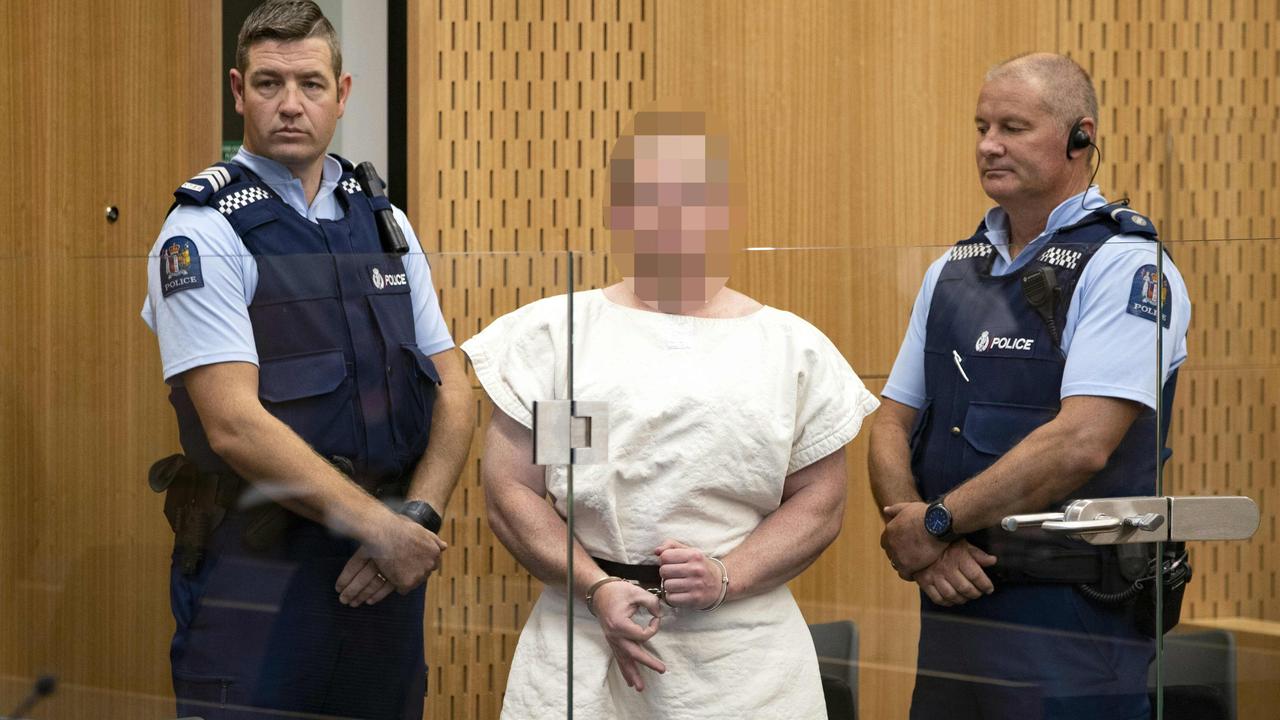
[
  {"left": 531, "top": 400, "right": 609, "bottom": 465},
  {"left": 1001, "top": 496, "right": 1259, "bottom": 545}
]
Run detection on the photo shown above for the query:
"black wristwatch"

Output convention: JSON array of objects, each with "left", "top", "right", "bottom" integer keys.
[
  {"left": 399, "top": 500, "right": 444, "bottom": 534},
  {"left": 923, "top": 497, "right": 961, "bottom": 543}
]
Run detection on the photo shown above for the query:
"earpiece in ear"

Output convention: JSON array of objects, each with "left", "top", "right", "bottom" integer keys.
[{"left": 1067, "top": 119, "right": 1092, "bottom": 158}]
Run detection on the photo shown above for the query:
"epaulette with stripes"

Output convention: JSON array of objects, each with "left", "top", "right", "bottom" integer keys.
[
  {"left": 173, "top": 163, "right": 245, "bottom": 207},
  {"left": 170, "top": 161, "right": 280, "bottom": 235}
]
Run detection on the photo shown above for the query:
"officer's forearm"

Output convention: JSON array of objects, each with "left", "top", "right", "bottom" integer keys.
[
  {"left": 405, "top": 376, "right": 476, "bottom": 513},
  {"left": 867, "top": 400, "right": 924, "bottom": 520},
  {"left": 403, "top": 348, "right": 475, "bottom": 513},
  {"left": 945, "top": 395, "right": 1142, "bottom": 533},
  {"left": 207, "top": 409, "right": 392, "bottom": 543},
  {"left": 186, "top": 361, "right": 395, "bottom": 544}
]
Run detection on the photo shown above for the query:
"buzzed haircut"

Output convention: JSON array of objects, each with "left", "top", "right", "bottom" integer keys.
[
  {"left": 986, "top": 53, "right": 1098, "bottom": 134},
  {"left": 236, "top": 0, "right": 343, "bottom": 79}
]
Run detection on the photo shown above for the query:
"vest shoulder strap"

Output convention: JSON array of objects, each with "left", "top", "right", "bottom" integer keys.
[
  {"left": 1057, "top": 202, "right": 1159, "bottom": 241},
  {"left": 329, "top": 155, "right": 394, "bottom": 213}
]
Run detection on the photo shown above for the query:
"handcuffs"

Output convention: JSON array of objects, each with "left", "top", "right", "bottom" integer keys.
[{"left": 585, "top": 557, "right": 729, "bottom": 615}]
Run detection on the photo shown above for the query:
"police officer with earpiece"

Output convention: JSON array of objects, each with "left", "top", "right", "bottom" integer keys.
[
  {"left": 869, "top": 52, "right": 1191, "bottom": 719},
  {"left": 140, "top": 2, "right": 474, "bottom": 717}
]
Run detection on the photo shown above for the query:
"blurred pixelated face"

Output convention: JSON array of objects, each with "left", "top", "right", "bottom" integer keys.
[
  {"left": 608, "top": 131, "right": 734, "bottom": 314},
  {"left": 974, "top": 75, "right": 1073, "bottom": 207}
]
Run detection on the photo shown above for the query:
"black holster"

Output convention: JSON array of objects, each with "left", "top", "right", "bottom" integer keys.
[
  {"left": 150, "top": 453, "right": 413, "bottom": 561},
  {"left": 149, "top": 454, "right": 235, "bottom": 575}
]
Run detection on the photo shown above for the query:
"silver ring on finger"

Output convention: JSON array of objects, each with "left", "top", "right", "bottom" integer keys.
[{"left": 375, "top": 571, "right": 388, "bottom": 583}]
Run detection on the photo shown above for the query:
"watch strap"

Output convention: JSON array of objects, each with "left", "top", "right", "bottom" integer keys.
[{"left": 399, "top": 500, "right": 444, "bottom": 534}]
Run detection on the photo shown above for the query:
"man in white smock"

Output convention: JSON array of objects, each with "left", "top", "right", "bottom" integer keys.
[{"left": 462, "top": 110, "right": 881, "bottom": 719}]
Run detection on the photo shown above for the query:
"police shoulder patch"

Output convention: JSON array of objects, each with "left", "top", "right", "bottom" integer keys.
[
  {"left": 1125, "top": 264, "right": 1171, "bottom": 328},
  {"left": 159, "top": 236, "right": 205, "bottom": 297}
]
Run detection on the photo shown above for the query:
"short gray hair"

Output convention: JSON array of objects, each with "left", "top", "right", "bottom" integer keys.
[
  {"left": 236, "top": 0, "right": 342, "bottom": 79},
  {"left": 986, "top": 52, "right": 1098, "bottom": 134}
]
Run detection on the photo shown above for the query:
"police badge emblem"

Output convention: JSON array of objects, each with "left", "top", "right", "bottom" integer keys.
[
  {"left": 159, "top": 236, "right": 204, "bottom": 297},
  {"left": 1126, "top": 264, "right": 1171, "bottom": 328}
]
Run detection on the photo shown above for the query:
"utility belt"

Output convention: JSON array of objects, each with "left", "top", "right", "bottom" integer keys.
[
  {"left": 148, "top": 453, "right": 410, "bottom": 576},
  {"left": 971, "top": 528, "right": 1192, "bottom": 638}
]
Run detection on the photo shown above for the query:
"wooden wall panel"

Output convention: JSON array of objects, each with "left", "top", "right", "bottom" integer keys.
[
  {"left": 0, "top": 1, "right": 219, "bottom": 716},
  {"left": 1062, "top": 0, "right": 1280, "bottom": 238},
  {"left": 656, "top": 0, "right": 1057, "bottom": 261},
  {"left": 0, "top": 0, "right": 33, "bottom": 685}
]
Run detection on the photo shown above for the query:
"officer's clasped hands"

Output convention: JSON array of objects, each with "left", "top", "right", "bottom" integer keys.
[
  {"left": 335, "top": 512, "right": 446, "bottom": 605},
  {"left": 881, "top": 502, "right": 998, "bottom": 607},
  {"left": 911, "top": 540, "right": 997, "bottom": 607}
]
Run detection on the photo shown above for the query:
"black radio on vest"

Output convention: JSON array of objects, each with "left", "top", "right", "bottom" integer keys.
[{"left": 355, "top": 161, "right": 409, "bottom": 255}]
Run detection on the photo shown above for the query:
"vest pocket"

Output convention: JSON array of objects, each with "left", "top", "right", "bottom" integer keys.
[
  {"left": 258, "top": 349, "right": 357, "bottom": 459},
  {"left": 386, "top": 344, "right": 440, "bottom": 458},
  {"left": 959, "top": 401, "right": 1057, "bottom": 477}
]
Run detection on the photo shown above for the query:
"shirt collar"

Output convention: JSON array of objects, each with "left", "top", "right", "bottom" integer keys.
[
  {"left": 981, "top": 186, "right": 1107, "bottom": 267},
  {"left": 231, "top": 147, "right": 342, "bottom": 215}
]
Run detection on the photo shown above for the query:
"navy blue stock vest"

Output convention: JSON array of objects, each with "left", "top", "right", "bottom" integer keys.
[
  {"left": 167, "top": 157, "right": 439, "bottom": 488},
  {"left": 911, "top": 204, "right": 1175, "bottom": 542}
]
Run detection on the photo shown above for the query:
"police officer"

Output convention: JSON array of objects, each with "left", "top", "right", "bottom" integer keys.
[
  {"left": 140, "top": 2, "right": 474, "bottom": 718},
  {"left": 869, "top": 53, "right": 1191, "bottom": 719}
]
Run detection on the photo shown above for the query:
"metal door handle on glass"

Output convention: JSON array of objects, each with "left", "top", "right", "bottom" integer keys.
[{"left": 1001, "top": 496, "right": 1260, "bottom": 544}]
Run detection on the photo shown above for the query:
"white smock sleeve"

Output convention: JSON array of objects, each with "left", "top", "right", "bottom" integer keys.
[
  {"left": 787, "top": 322, "right": 881, "bottom": 475},
  {"left": 460, "top": 297, "right": 563, "bottom": 429}
]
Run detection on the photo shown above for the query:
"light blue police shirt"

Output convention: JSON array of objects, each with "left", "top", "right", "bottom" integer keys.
[
  {"left": 141, "top": 147, "right": 454, "bottom": 383},
  {"left": 883, "top": 187, "right": 1191, "bottom": 411}
]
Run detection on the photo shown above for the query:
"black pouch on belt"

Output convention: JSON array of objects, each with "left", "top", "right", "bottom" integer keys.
[
  {"left": 1131, "top": 542, "right": 1193, "bottom": 638},
  {"left": 149, "top": 453, "right": 231, "bottom": 575}
]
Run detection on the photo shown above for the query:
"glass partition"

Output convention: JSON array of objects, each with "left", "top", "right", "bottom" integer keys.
[
  {"left": 1, "top": 232, "right": 1275, "bottom": 720},
  {"left": 549, "top": 235, "right": 1269, "bottom": 719}
]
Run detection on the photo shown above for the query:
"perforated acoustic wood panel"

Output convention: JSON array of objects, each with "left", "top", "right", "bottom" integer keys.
[
  {"left": 1062, "top": 0, "right": 1280, "bottom": 627},
  {"left": 407, "top": 1, "right": 652, "bottom": 716},
  {"left": 1161, "top": 118, "right": 1280, "bottom": 623}
]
